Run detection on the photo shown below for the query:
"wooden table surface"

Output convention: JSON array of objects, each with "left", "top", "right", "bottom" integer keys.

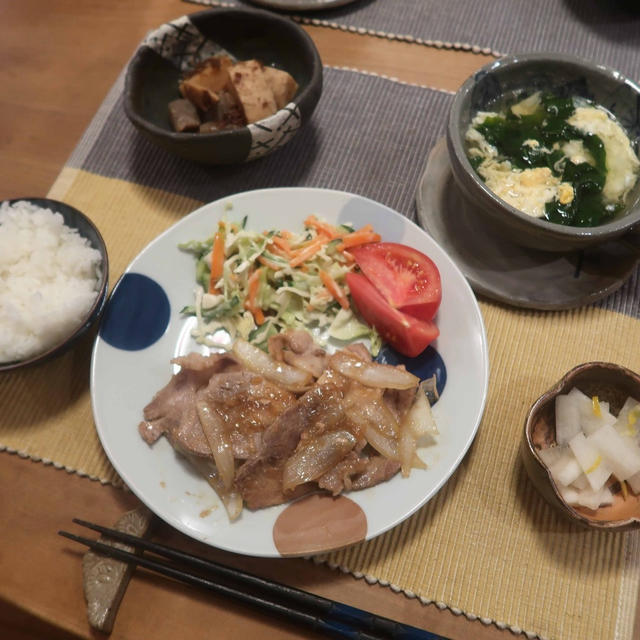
[{"left": 1, "top": 2, "right": 632, "bottom": 639}]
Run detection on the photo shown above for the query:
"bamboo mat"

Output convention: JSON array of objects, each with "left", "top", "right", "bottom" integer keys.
[{"left": 2, "top": 62, "right": 640, "bottom": 640}]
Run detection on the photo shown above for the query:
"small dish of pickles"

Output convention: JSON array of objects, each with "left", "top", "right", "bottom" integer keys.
[{"left": 522, "top": 361, "right": 640, "bottom": 530}]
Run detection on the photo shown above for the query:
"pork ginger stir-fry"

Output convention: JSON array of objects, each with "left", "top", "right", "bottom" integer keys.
[{"left": 139, "top": 330, "right": 438, "bottom": 520}]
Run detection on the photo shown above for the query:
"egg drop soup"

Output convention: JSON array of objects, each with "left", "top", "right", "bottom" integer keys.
[{"left": 465, "top": 91, "right": 640, "bottom": 226}]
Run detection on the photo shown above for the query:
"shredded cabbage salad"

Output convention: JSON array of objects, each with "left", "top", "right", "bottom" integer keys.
[{"left": 179, "top": 214, "right": 382, "bottom": 354}]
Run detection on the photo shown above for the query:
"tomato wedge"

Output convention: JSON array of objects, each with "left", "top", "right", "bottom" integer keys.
[
  {"left": 346, "top": 272, "right": 439, "bottom": 357},
  {"left": 349, "top": 242, "right": 442, "bottom": 321}
]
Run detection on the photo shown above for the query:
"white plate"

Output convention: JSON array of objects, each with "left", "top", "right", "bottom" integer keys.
[{"left": 91, "top": 188, "right": 489, "bottom": 557}]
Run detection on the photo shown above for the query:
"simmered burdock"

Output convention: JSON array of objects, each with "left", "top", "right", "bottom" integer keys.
[{"left": 168, "top": 99, "right": 200, "bottom": 133}]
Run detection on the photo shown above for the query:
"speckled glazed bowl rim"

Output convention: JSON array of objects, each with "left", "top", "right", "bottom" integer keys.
[
  {"left": 123, "top": 7, "right": 323, "bottom": 145},
  {"left": 448, "top": 52, "right": 640, "bottom": 243},
  {"left": 0, "top": 198, "right": 109, "bottom": 373},
  {"left": 247, "top": 0, "right": 358, "bottom": 10},
  {"left": 524, "top": 361, "right": 640, "bottom": 530}
]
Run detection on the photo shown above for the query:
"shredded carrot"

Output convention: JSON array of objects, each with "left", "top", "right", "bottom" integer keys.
[
  {"left": 258, "top": 256, "right": 284, "bottom": 271},
  {"left": 289, "top": 237, "right": 329, "bottom": 267},
  {"left": 319, "top": 269, "right": 349, "bottom": 309},
  {"left": 246, "top": 269, "right": 260, "bottom": 300},
  {"left": 341, "top": 249, "right": 355, "bottom": 263},
  {"left": 208, "top": 225, "right": 226, "bottom": 294},
  {"left": 267, "top": 246, "right": 287, "bottom": 259},
  {"left": 244, "top": 268, "right": 265, "bottom": 325},
  {"left": 268, "top": 242, "right": 291, "bottom": 259},
  {"left": 294, "top": 236, "right": 322, "bottom": 251},
  {"left": 336, "top": 230, "right": 381, "bottom": 251},
  {"left": 304, "top": 215, "right": 340, "bottom": 239},
  {"left": 270, "top": 235, "right": 292, "bottom": 255}
]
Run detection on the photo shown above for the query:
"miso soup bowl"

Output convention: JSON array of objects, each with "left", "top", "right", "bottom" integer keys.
[{"left": 447, "top": 53, "right": 640, "bottom": 252}]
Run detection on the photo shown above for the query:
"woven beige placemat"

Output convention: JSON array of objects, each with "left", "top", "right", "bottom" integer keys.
[
  {"left": 2, "top": 166, "right": 639, "bottom": 639},
  {"left": 0, "top": 169, "right": 200, "bottom": 483},
  {"left": 322, "top": 301, "right": 640, "bottom": 640}
]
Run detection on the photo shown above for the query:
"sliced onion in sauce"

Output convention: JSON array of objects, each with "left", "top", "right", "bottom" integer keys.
[
  {"left": 186, "top": 454, "right": 243, "bottom": 521},
  {"left": 412, "top": 452, "right": 427, "bottom": 469},
  {"left": 344, "top": 391, "right": 400, "bottom": 439},
  {"left": 364, "top": 425, "right": 399, "bottom": 461},
  {"left": 282, "top": 350, "right": 326, "bottom": 379},
  {"left": 196, "top": 398, "right": 235, "bottom": 490},
  {"left": 329, "top": 351, "right": 419, "bottom": 390},
  {"left": 220, "top": 490, "right": 243, "bottom": 521},
  {"left": 282, "top": 430, "right": 357, "bottom": 492},
  {"left": 232, "top": 339, "right": 313, "bottom": 392},
  {"left": 402, "top": 383, "right": 437, "bottom": 440},
  {"left": 344, "top": 391, "right": 401, "bottom": 458},
  {"left": 398, "top": 426, "right": 415, "bottom": 477}
]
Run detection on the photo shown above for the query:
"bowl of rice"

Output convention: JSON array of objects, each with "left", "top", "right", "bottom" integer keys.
[{"left": 0, "top": 198, "right": 108, "bottom": 372}]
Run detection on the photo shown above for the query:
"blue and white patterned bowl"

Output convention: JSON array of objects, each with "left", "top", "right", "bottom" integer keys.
[
  {"left": 447, "top": 53, "right": 640, "bottom": 252},
  {"left": 124, "top": 7, "right": 323, "bottom": 165}
]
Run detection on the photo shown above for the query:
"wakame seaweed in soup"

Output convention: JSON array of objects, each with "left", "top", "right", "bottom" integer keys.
[{"left": 465, "top": 92, "right": 640, "bottom": 227}]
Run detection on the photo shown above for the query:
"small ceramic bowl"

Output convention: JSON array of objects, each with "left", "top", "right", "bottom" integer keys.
[
  {"left": 0, "top": 198, "right": 109, "bottom": 373},
  {"left": 124, "top": 7, "right": 323, "bottom": 165},
  {"left": 447, "top": 53, "right": 640, "bottom": 252},
  {"left": 522, "top": 362, "right": 640, "bottom": 530}
]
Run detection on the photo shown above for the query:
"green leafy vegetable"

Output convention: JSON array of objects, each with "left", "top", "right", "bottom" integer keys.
[{"left": 471, "top": 92, "right": 619, "bottom": 226}]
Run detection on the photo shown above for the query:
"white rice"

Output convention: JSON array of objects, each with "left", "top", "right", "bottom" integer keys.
[{"left": 0, "top": 200, "right": 103, "bottom": 363}]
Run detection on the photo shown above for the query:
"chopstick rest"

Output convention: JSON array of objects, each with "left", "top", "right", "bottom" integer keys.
[
  {"left": 61, "top": 518, "right": 449, "bottom": 640},
  {"left": 80, "top": 507, "right": 154, "bottom": 633}
]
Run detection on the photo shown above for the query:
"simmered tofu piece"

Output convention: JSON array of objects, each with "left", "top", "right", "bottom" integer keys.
[
  {"left": 179, "top": 55, "right": 234, "bottom": 112},
  {"left": 172, "top": 55, "right": 298, "bottom": 133},
  {"left": 227, "top": 60, "right": 278, "bottom": 124},
  {"left": 262, "top": 66, "right": 298, "bottom": 109}
]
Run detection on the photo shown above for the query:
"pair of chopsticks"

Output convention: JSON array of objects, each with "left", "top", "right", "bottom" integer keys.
[{"left": 60, "top": 519, "right": 449, "bottom": 640}]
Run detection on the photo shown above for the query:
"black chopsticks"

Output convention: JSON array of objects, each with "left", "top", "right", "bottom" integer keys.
[{"left": 59, "top": 519, "right": 449, "bottom": 640}]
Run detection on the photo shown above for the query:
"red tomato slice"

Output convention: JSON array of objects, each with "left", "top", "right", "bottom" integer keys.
[
  {"left": 346, "top": 272, "right": 439, "bottom": 358},
  {"left": 349, "top": 242, "right": 442, "bottom": 321}
]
